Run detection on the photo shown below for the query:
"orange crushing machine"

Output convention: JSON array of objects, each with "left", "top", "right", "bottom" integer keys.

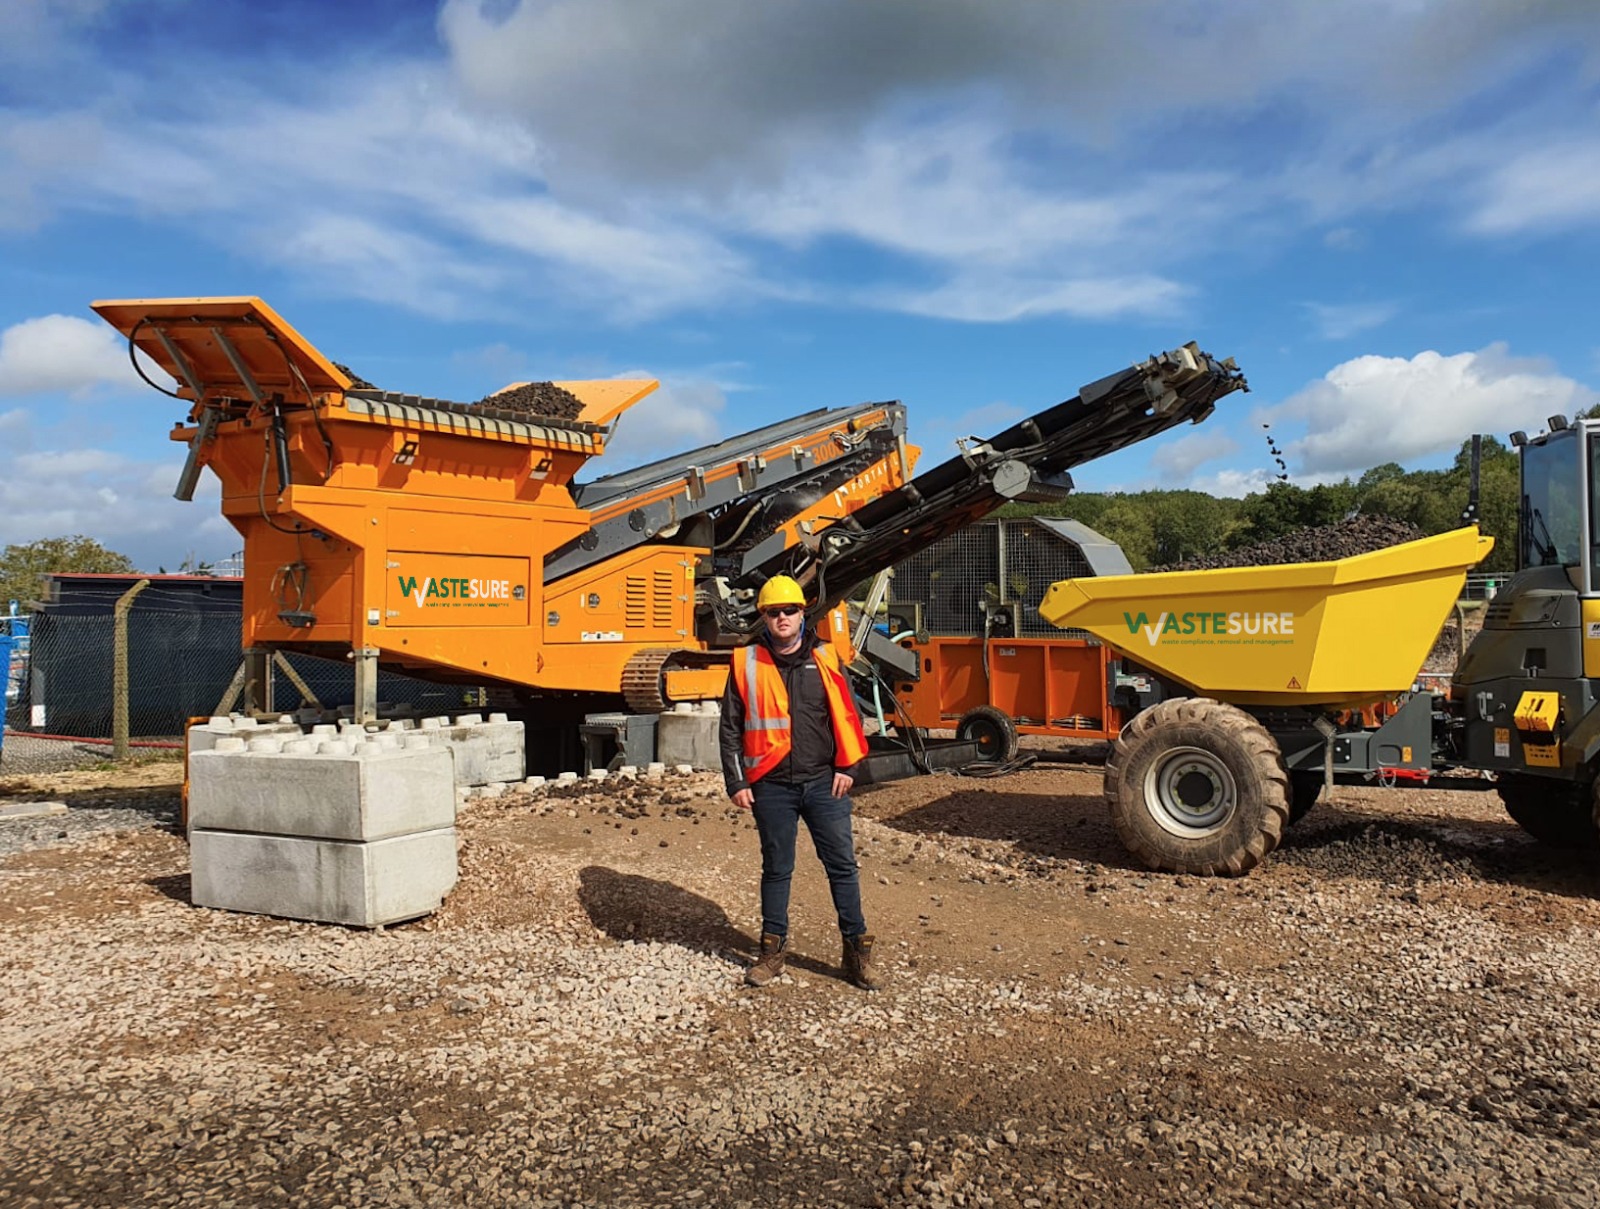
[{"left": 93, "top": 296, "right": 1248, "bottom": 733}]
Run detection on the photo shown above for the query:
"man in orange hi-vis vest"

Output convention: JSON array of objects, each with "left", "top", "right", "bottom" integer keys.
[{"left": 720, "top": 574, "right": 881, "bottom": 990}]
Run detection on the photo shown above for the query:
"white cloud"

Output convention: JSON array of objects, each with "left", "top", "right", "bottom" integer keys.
[
  {"left": 439, "top": 0, "right": 1600, "bottom": 184},
  {"left": 0, "top": 315, "right": 141, "bottom": 397},
  {"left": 0, "top": 436, "right": 234, "bottom": 570},
  {"left": 1273, "top": 344, "right": 1599, "bottom": 477},
  {"left": 1149, "top": 431, "right": 1241, "bottom": 478},
  {"left": 1464, "top": 136, "right": 1600, "bottom": 235},
  {"left": 1185, "top": 467, "right": 1275, "bottom": 499},
  {"left": 883, "top": 274, "right": 1190, "bottom": 324},
  {"left": 1304, "top": 300, "right": 1399, "bottom": 340},
  {"left": 2, "top": 1, "right": 1599, "bottom": 330},
  {"left": 597, "top": 377, "right": 729, "bottom": 470}
]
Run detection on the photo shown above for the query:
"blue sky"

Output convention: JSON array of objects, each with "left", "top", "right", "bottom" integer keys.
[{"left": 2, "top": 0, "right": 1599, "bottom": 571}]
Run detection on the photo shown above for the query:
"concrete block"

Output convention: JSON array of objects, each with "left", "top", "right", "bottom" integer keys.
[
  {"left": 187, "top": 714, "right": 302, "bottom": 757},
  {"left": 190, "top": 827, "right": 457, "bottom": 927},
  {"left": 657, "top": 711, "right": 720, "bottom": 772},
  {"left": 189, "top": 743, "right": 456, "bottom": 841},
  {"left": 433, "top": 717, "right": 524, "bottom": 787},
  {"left": 0, "top": 801, "right": 67, "bottom": 820}
]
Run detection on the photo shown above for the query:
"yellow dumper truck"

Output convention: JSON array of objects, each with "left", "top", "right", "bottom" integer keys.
[{"left": 1042, "top": 420, "right": 1600, "bottom": 875}]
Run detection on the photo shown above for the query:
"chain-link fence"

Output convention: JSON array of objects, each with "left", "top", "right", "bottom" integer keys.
[
  {"left": 887, "top": 518, "right": 1096, "bottom": 638},
  {"left": 1, "top": 608, "right": 470, "bottom": 776}
]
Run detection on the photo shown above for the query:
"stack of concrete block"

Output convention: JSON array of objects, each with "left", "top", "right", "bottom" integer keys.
[
  {"left": 656, "top": 700, "right": 721, "bottom": 771},
  {"left": 187, "top": 713, "right": 306, "bottom": 756},
  {"left": 188, "top": 730, "right": 458, "bottom": 928},
  {"left": 416, "top": 712, "right": 525, "bottom": 787}
]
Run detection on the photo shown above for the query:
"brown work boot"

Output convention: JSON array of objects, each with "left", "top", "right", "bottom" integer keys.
[
  {"left": 745, "top": 933, "right": 788, "bottom": 987},
  {"left": 842, "top": 933, "right": 883, "bottom": 991}
]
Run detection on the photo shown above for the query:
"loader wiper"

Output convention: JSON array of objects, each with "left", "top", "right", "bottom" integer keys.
[{"left": 1525, "top": 504, "right": 1560, "bottom": 566}]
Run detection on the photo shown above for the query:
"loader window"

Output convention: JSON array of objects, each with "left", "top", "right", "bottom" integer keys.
[
  {"left": 1590, "top": 433, "right": 1600, "bottom": 591},
  {"left": 1519, "top": 433, "right": 1580, "bottom": 570}
]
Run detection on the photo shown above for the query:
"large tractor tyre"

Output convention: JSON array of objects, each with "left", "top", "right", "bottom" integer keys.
[
  {"left": 1288, "top": 772, "right": 1323, "bottom": 826},
  {"left": 1498, "top": 775, "right": 1600, "bottom": 849},
  {"left": 956, "top": 704, "right": 1020, "bottom": 764},
  {"left": 1104, "top": 697, "right": 1290, "bottom": 877}
]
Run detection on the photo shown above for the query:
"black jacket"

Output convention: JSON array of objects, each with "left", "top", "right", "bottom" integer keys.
[{"left": 720, "top": 629, "right": 862, "bottom": 795}]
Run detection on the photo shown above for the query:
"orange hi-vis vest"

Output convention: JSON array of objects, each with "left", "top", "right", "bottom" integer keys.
[{"left": 731, "top": 641, "right": 870, "bottom": 784}]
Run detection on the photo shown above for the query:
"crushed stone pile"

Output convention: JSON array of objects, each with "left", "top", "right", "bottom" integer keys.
[
  {"left": 1155, "top": 514, "right": 1423, "bottom": 573},
  {"left": 475, "top": 381, "right": 586, "bottom": 422},
  {"left": 332, "top": 362, "right": 376, "bottom": 391}
]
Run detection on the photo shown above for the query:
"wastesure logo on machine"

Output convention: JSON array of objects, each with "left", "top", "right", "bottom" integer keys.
[
  {"left": 396, "top": 574, "right": 523, "bottom": 608},
  {"left": 1122, "top": 609, "right": 1296, "bottom": 647},
  {"left": 385, "top": 553, "right": 532, "bottom": 626}
]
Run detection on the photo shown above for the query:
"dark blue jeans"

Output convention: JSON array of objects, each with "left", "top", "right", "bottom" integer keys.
[{"left": 751, "top": 775, "right": 866, "bottom": 940}]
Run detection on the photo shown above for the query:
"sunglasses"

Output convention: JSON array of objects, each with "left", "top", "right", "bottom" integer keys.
[{"left": 762, "top": 605, "right": 803, "bottom": 618}]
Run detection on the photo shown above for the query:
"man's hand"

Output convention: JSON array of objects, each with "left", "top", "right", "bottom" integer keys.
[
  {"left": 732, "top": 787, "right": 754, "bottom": 810},
  {"left": 831, "top": 772, "right": 854, "bottom": 799}
]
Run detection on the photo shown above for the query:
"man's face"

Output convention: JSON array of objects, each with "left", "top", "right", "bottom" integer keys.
[{"left": 762, "top": 604, "right": 804, "bottom": 645}]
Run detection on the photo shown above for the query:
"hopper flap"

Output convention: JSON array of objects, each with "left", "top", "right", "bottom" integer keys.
[{"left": 92, "top": 296, "right": 349, "bottom": 405}]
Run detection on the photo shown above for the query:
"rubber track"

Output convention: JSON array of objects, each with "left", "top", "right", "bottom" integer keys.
[{"left": 621, "top": 648, "right": 677, "bottom": 714}]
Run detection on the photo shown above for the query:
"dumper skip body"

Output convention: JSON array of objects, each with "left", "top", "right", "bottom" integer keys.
[{"left": 1039, "top": 527, "right": 1494, "bottom": 707}]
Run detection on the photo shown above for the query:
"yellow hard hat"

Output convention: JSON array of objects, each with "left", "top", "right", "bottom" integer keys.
[{"left": 756, "top": 575, "right": 806, "bottom": 610}]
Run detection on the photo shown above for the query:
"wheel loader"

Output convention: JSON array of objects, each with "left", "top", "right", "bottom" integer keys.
[
  {"left": 92, "top": 295, "right": 1247, "bottom": 776},
  {"left": 1038, "top": 418, "right": 1600, "bottom": 875}
]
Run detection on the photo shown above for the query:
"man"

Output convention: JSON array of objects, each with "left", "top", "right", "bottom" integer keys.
[{"left": 720, "top": 574, "right": 881, "bottom": 990}]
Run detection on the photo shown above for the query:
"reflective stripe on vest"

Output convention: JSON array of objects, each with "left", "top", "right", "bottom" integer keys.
[{"left": 732, "top": 641, "right": 869, "bottom": 783}]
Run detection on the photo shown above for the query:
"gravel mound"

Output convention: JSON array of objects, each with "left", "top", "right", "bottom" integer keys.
[
  {"left": 332, "top": 362, "right": 376, "bottom": 390},
  {"left": 476, "top": 381, "right": 585, "bottom": 422},
  {"left": 1156, "top": 514, "right": 1424, "bottom": 573}
]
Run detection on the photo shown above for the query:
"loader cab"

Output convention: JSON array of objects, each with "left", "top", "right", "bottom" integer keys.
[
  {"left": 1514, "top": 420, "right": 1591, "bottom": 584},
  {"left": 1450, "top": 417, "right": 1600, "bottom": 789}
]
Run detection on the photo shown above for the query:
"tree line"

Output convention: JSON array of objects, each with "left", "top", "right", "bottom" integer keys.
[{"left": 999, "top": 435, "right": 1522, "bottom": 573}]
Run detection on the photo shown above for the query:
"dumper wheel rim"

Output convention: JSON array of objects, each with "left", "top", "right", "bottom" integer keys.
[
  {"left": 1105, "top": 697, "right": 1288, "bottom": 877},
  {"left": 1143, "top": 745, "right": 1236, "bottom": 836},
  {"left": 956, "top": 705, "right": 1019, "bottom": 764}
]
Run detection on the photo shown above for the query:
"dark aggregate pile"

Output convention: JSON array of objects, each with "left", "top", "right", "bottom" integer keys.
[
  {"left": 475, "top": 381, "right": 586, "bottom": 422},
  {"left": 332, "top": 362, "right": 376, "bottom": 390},
  {"left": 1155, "top": 515, "right": 1424, "bottom": 573}
]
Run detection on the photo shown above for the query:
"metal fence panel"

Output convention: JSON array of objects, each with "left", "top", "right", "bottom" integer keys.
[{"left": 1, "top": 610, "right": 468, "bottom": 775}]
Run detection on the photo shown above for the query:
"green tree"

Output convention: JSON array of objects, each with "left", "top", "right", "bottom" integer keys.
[
  {"left": 1233, "top": 480, "right": 1355, "bottom": 546},
  {"left": 1148, "top": 491, "right": 1236, "bottom": 566},
  {"left": 1094, "top": 496, "right": 1167, "bottom": 571},
  {"left": 0, "top": 535, "right": 136, "bottom": 610}
]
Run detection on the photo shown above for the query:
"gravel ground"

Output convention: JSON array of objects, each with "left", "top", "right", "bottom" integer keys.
[
  {"left": 2, "top": 756, "right": 1598, "bottom": 1207},
  {"left": 0, "top": 733, "right": 137, "bottom": 777}
]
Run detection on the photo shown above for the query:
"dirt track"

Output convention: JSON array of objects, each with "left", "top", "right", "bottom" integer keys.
[{"left": 2, "top": 753, "right": 1598, "bottom": 1207}]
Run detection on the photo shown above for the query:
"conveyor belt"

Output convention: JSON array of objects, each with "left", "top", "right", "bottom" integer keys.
[
  {"left": 731, "top": 343, "right": 1246, "bottom": 622},
  {"left": 545, "top": 402, "right": 907, "bottom": 583}
]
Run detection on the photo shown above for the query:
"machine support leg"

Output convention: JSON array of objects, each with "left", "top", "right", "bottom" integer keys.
[
  {"left": 1312, "top": 714, "right": 1337, "bottom": 804},
  {"left": 351, "top": 647, "right": 380, "bottom": 724},
  {"left": 243, "top": 648, "right": 273, "bottom": 716}
]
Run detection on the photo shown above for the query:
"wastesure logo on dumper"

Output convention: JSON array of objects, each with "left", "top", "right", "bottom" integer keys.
[{"left": 1123, "top": 608, "right": 1297, "bottom": 647}]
